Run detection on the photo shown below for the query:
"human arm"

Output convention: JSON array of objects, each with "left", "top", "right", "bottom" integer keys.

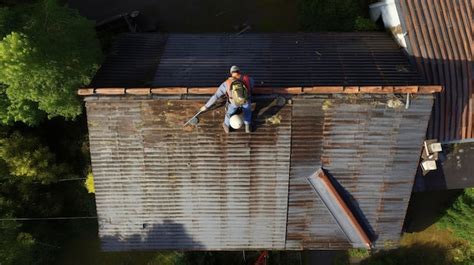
[{"left": 201, "top": 82, "right": 227, "bottom": 110}]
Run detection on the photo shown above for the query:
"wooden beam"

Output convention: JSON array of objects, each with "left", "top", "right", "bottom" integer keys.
[
  {"left": 77, "top": 88, "right": 94, "bottom": 96},
  {"left": 95, "top": 88, "right": 125, "bottom": 95},
  {"left": 151, "top": 87, "right": 188, "bottom": 94},
  {"left": 126, "top": 88, "right": 151, "bottom": 95}
]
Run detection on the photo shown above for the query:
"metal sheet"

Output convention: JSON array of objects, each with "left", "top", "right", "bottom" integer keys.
[
  {"left": 153, "top": 33, "right": 425, "bottom": 87},
  {"left": 399, "top": 0, "right": 473, "bottom": 141},
  {"left": 307, "top": 169, "right": 371, "bottom": 249},
  {"left": 286, "top": 95, "right": 434, "bottom": 249},
  {"left": 85, "top": 94, "right": 433, "bottom": 250},
  {"left": 86, "top": 98, "right": 291, "bottom": 251},
  {"left": 90, "top": 32, "right": 425, "bottom": 88},
  {"left": 91, "top": 34, "right": 168, "bottom": 87}
]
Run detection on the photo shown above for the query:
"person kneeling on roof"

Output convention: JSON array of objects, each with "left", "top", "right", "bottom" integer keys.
[{"left": 200, "top": 65, "right": 254, "bottom": 134}]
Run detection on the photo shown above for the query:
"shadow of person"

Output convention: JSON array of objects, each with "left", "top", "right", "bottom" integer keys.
[{"left": 252, "top": 95, "right": 288, "bottom": 132}]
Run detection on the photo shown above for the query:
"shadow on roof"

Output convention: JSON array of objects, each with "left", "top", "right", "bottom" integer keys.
[
  {"left": 100, "top": 219, "right": 205, "bottom": 251},
  {"left": 322, "top": 168, "right": 378, "bottom": 243}
]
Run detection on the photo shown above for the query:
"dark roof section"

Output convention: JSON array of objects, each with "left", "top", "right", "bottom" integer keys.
[
  {"left": 90, "top": 33, "right": 426, "bottom": 88},
  {"left": 414, "top": 141, "right": 474, "bottom": 191},
  {"left": 398, "top": 0, "right": 473, "bottom": 141},
  {"left": 85, "top": 94, "right": 434, "bottom": 250},
  {"left": 91, "top": 34, "right": 168, "bottom": 87}
]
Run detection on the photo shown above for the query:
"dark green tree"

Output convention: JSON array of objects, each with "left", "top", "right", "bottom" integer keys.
[
  {"left": 0, "top": 195, "right": 35, "bottom": 265},
  {"left": 0, "top": 131, "right": 69, "bottom": 184},
  {"left": 0, "top": 0, "right": 101, "bottom": 126}
]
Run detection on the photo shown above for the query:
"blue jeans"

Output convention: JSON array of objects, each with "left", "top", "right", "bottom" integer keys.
[{"left": 224, "top": 100, "right": 252, "bottom": 126}]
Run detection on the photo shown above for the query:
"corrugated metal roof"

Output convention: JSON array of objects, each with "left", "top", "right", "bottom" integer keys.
[
  {"left": 398, "top": 0, "right": 473, "bottom": 141},
  {"left": 90, "top": 33, "right": 426, "bottom": 88},
  {"left": 91, "top": 34, "right": 168, "bottom": 87},
  {"left": 286, "top": 95, "right": 433, "bottom": 249},
  {"left": 85, "top": 94, "right": 433, "bottom": 250},
  {"left": 86, "top": 98, "right": 291, "bottom": 251}
]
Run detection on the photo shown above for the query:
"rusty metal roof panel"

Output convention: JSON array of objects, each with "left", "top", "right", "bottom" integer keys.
[
  {"left": 399, "top": 0, "right": 473, "bottom": 141},
  {"left": 85, "top": 94, "right": 433, "bottom": 250},
  {"left": 86, "top": 98, "right": 291, "bottom": 251},
  {"left": 286, "top": 95, "right": 434, "bottom": 249},
  {"left": 90, "top": 32, "right": 425, "bottom": 88}
]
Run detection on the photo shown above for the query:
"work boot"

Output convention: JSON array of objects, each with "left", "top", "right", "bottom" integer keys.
[
  {"left": 222, "top": 123, "right": 229, "bottom": 134},
  {"left": 245, "top": 123, "right": 251, "bottom": 133}
]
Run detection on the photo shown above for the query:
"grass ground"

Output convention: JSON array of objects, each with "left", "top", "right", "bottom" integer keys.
[{"left": 334, "top": 190, "right": 473, "bottom": 265}]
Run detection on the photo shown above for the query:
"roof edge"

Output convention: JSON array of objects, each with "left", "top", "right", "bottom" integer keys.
[{"left": 78, "top": 85, "right": 443, "bottom": 96}]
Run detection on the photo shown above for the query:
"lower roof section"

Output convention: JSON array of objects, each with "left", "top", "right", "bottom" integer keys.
[{"left": 85, "top": 94, "right": 434, "bottom": 250}]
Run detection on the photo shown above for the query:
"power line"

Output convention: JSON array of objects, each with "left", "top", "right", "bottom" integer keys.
[
  {"left": 57, "top": 178, "right": 87, "bottom": 182},
  {"left": 0, "top": 216, "right": 97, "bottom": 221}
]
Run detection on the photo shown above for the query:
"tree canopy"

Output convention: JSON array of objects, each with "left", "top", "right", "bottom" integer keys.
[
  {"left": 0, "top": 0, "right": 101, "bottom": 126},
  {"left": 0, "top": 131, "right": 69, "bottom": 184},
  {"left": 0, "top": 130, "right": 75, "bottom": 264}
]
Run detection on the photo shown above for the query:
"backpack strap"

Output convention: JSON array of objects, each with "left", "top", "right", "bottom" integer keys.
[
  {"left": 241, "top": 75, "right": 251, "bottom": 93},
  {"left": 225, "top": 77, "right": 235, "bottom": 99}
]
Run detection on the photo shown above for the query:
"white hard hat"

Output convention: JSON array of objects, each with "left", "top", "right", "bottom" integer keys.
[{"left": 229, "top": 114, "right": 243, "bottom": 129}]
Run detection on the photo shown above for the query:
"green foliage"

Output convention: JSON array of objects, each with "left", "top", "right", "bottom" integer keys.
[
  {"left": 360, "top": 245, "right": 457, "bottom": 265},
  {"left": 354, "top": 16, "right": 378, "bottom": 31},
  {"left": 84, "top": 171, "right": 95, "bottom": 193},
  {"left": 0, "top": 131, "right": 69, "bottom": 184},
  {"left": 146, "top": 252, "right": 186, "bottom": 265},
  {"left": 0, "top": 0, "right": 101, "bottom": 126},
  {"left": 336, "top": 189, "right": 474, "bottom": 265},
  {"left": 357, "top": 221, "right": 473, "bottom": 265},
  {"left": 348, "top": 248, "right": 370, "bottom": 259},
  {"left": 299, "top": 0, "right": 359, "bottom": 31},
  {"left": 438, "top": 188, "right": 474, "bottom": 243},
  {"left": 0, "top": 194, "right": 35, "bottom": 265},
  {"left": 0, "top": 221, "right": 35, "bottom": 265}
]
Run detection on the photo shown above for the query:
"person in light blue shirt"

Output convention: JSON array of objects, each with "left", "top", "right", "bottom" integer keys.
[{"left": 200, "top": 66, "right": 254, "bottom": 134}]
